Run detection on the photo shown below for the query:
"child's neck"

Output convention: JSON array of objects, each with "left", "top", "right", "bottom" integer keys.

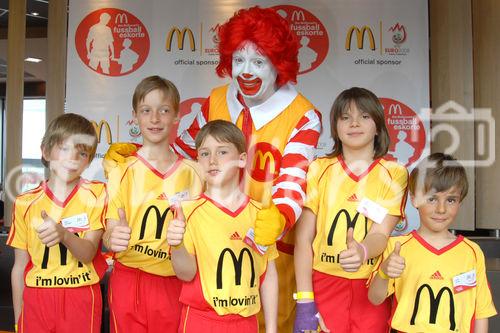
[
  {"left": 205, "top": 184, "right": 246, "bottom": 212},
  {"left": 341, "top": 147, "right": 375, "bottom": 175},
  {"left": 416, "top": 226, "right": 457, "bottom": 249},
  {"left": 46, "top": 176, "right": 80, "bottom": 203},
  {"left": 138, "top": 144, "right": 177, "bottom": 173}
]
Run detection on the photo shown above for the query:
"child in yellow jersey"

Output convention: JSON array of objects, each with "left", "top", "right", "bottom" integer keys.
[
  {"left": 167, "top": 120, "right": 278, "bottom": 333},
  {"left": 9, "top": 113, "right": 107, "bottom": 333},
  {"left": 103, "top": 76, "right": 203, "bottom": 333},
  {"left": 294, "top": 87, "right": 408, "bottom": 333},
  {"left": 368, "top": 153, "right": 497, "bottom": 333}
]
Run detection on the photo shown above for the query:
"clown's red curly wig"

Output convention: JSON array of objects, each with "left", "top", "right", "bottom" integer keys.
[{"left": 215, "top": 6, "right": 299, "bottom": 86}]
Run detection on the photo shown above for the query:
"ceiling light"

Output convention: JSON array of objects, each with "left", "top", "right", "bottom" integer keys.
[
  {"left": 25, "top": 57, "right": 43, "bottom": 63},
  {"left": 31, "top": 12, "right": 39, "bottom": 16}
]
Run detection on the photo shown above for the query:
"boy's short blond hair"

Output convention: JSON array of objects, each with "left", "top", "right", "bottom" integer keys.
[
  {"left": 409, "top": 153, "right": 468, "bottom": 201},
  {"left": 195, "top": 120, "right": 246, "bottom": 154},
  {"left": 41, "top": 113, "right": 98, "bottom": 167},
  {"left": 132, "top": 76, "right": 180, "bottom": 114}
]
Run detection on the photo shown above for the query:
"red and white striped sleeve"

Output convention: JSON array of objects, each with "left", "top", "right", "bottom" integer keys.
[
  {"left": 172, "top": 98, "right": 210, "bottom": 160},
  {"left": 272, "top": 109, "right": 322, "bottom": 228}
]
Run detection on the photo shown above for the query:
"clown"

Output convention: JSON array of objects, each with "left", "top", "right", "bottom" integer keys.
[{"left": 105, "top": 6, "right": 321, "bottom": 332}]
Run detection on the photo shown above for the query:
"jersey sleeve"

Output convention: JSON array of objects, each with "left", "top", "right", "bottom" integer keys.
[
  {"left": 105, "top": 164, "right": 125, "bottom": 223},
  {"left": 383, "top": 164, "right": 408, "bottom": 217},
  {"left": 303, "top": 158, "right": 322, "bottom": 215},
  {"left": 7, "top": 197, "right": 30, "bottom": 249},
  {"left": 273, "top": 109, "right": 321, "bottom": 227},
  {"left": 88, "top": 184, "right": 108, "bottom": 231},
  {"left": 474, "top": 247, "right": 497, "bottom": 318},
  {"left": 172, "top": 97, "right": 209, "bottom": 160}
]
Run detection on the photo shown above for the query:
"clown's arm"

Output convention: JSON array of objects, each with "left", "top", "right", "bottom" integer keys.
[{"left": 255, "top": 109, "right": 321, "bottom": 245}]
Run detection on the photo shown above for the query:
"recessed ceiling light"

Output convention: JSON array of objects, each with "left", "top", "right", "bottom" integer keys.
[
  {"left": 31, "top": 12, "right": 39, "bottom": 16},
  {"left": 25, "top": 57, "right": 43, "bottom": 63}
]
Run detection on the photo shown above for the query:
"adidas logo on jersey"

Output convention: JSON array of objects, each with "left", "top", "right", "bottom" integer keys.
[
  {"left": 430, "top": 270, "right": 444, "bottom": 280},
  {"left": 347, "top": 193, "right": 359, "bottom": 202},
  {"left": 230, "top": 232, "right": 242, "bottom": 240},
  {"left": 157, "top": 193, "right": 169, "bottom": 200}
]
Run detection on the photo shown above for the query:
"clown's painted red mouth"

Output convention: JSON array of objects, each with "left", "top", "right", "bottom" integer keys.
[{"left": 237, "top": 76, "right": 262, "bottom": 96}]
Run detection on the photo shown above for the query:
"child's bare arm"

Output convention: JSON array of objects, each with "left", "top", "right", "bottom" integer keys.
[
  {"left": 11, "top": 249, "right": 29, "bottom": 323},
  {"left": 474, "top": 318, "right": 488, "bottom": 333},
  {"left": 294, "top": 208, "right": 317, "bottom": 295},
  {"left": 368, "top": 242, "right": 404, "bottom": 305},
  {"left": 167, "top": 207, "right": 197, "bottom": 281},
  {"left": 260, "top": 260, "right": 278, "bottom": 333}
]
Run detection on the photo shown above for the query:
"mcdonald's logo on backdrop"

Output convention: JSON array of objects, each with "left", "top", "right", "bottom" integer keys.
[
  {"left": 91, "top": 120, "right": 112, "bottom": 145},
  {"left": 345, "top": 25, "right": 376, "bottom": 50},
  {"left": 388, "top": 104, "right": 403, "bottom": 115},
  {"left": 291, "top": 10, "right": 305, "bottom": 21},
  {"left": 410, "top": 284, "right": 456, "bottom": 330},
  {"left": 114, "top": 13, "right": 128, "bottom": 24},
  {"left": 166, "top": 27, "right": 196, "bottom": 51},
  {"left": 216, "top": 248, "right": 255, "bottom": 289},
  {"left": 139, "top": 205, "right": 171, "bottom": 240},
  {"left": 327, "top": 209, "right": 368, "bottom": 246}
]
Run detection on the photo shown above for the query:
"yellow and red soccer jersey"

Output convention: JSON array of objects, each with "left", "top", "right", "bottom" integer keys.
[
  {"left": 179, "top": 195, "right": 278, "bottom": 317},
  {"left": 7, "top": 179, "right": 107, "bottom": 288},
  {"left": 305, "top": 156, "right": 408, "bottom": 279},
  {"left": 106, "top": 153, "right": 203, "bottom": 276},
  {"left": 369, "top": 232, "right": 497, "bottom": 333}
]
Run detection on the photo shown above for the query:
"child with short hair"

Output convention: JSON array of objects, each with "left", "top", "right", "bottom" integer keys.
[
  {"left": 368, "top": 153, "right": 497, "bottom": 333},
  {"left": 294, "top": 87, "right": 408, "bottom": 333},
  {"left": 167, "top": 120, "right": 278, "bottom": 333},
  {"left": 9, "top": 113, "right": 108, "bottom": 332},
  {"left": 103, "top": 75, "right": 203, "bottom": 332}
]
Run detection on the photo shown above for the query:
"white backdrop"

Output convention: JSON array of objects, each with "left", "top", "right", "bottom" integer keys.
[{"left": 66, "top": 0, "right": 430, "bottom": 233}]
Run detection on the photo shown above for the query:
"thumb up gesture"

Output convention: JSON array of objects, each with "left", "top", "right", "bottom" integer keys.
[
  {"left": 381, "top": 241, "right": 405, "bottom": 278},
  {"left": 36, "top": 210, "right": 66, "bottom": 247},
  {"left": 167, "top": 204, "right": 186, "bottom": 248},
  {"left": 339, "top": 228, "right": 366, "bottom": 272},
  {"left": 107, "top": 208, "right": 131, "bottom": 252}
]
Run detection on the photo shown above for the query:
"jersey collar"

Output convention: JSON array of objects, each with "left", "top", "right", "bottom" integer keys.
[{"left": 226, "top": 82, "right": 298, "bottom": 130}]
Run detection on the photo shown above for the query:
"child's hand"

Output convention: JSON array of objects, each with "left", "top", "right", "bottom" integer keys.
[
  {"left": 36, "top": 210, "right": 67, "bottom": 247},
  {"left": 339, "top": 227, "right": 365, "bottom": 272},
  {"left": 381, "top": 241, "right": 405, "bottom": 278},
  {"left": 167, "top": 205, "right": 186, "bottom": 248},
  {"left": 107, "top": 208, "right": 131, "bottom": 252}
]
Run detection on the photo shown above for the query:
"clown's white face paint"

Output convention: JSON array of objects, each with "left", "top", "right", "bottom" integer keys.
[{"left": 232, "top": 42, "right": 278, "bottom": 107}]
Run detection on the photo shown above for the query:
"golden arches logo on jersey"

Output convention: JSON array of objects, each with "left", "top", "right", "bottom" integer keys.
[
  {"left": 139, "top": 205, "right": 171, "bottom": 240},
  {"left": 327, "top": 209, "right": 368, "bottom": 246},
  {"left": 91, "top": 120, "right": 113, "bottom": 145},
  {"left": 216, "top": 248, "right": 255, "bottom": 289},
  {"left": 410, "top": 284, "right": 456, "bottom": 331},
  {"left": 166, "top": 26, "right": 196, "bottom": 51},
  {"left": 41, "top": 243, "right": 82, "bottom": 269},
  {"left": 345, "top": 25, "right": 376, "bottom": 50},
  {"left": 247, "top": 142, "right": 281, "bottom": 182}
]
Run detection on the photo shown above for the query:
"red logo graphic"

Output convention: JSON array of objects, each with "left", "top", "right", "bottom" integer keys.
[
  {"left": 380, "top": 98, "right": 426, "bottom": 167},
  {"left": 170, "top": 98, "right": 207, "bottom": 143},
  {"left": 272, "top": 5, "right": 329, "bottom": 75},
  {"left": 389, "top": 23, "right": 407, "bottom": 44},
  {"left": 75, "top": 8, "right": 150, "bottom": 76},
  {"left": 347, "top": 194, "right": 359, "bottom": 202},
  {"left": 430, "top": 271, "right": 444, "bottom": 280},
  {"left": 230, "top": 232, "right": 242, "bottom": 240},
  {"left": 247, "top": 142, "right": 282, "bottom": 182},
  {"left": 157, "top": 193, "right": 169, "bottom": 201}
]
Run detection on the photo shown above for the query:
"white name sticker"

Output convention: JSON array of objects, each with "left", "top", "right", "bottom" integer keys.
[
  {"left": 356, "top": 198, "right": 388, "bottom": 224},
  {"left": 169, "top": 190, "right": 190, "bottom": 207},
  {"left": 453, "top": 269, "right": 476, "bottom": 293},
  {"left": 243, "top": 228, "right": 268, "bottom": 256},
  {"left": 61, "top": 213, "right": 90, "bottom": 233}
]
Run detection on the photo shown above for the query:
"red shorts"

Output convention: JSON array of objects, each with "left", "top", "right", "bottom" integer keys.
[
  {"left": 178, "top": 305, "right": 258, "bottom": 333},
  {"left": 108, "top": 262, "right": 182, "bottom": 333},
  {"left": 18, "top": 283, "right": 102, "bottom": 333},
  {"left": 313, "top": 271, "right": 391, "bottom": 333}
]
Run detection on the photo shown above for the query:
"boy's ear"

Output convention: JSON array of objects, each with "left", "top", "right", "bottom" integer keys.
[
  {"left": 238, "top": 152, "right": 247, "bottom": 168},
  {"left": 132, "top": 110, "right": 138, "bottom": 124},
  {"left": 410, "top": 192, "right": 424, "bottom": 208},
  {"left": 41, "top": 145, "right": 50, "bottom": 163}
]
